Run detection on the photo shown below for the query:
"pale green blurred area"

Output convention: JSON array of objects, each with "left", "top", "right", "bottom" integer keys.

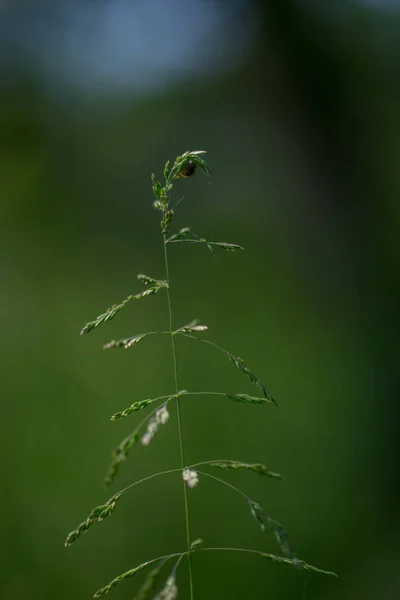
[{"left": 1, "top": 1, "right": 400, "bottom": 599}]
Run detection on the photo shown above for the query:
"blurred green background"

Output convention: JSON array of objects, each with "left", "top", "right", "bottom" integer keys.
[{"left": 1, "top": 1, "right": 399, "bottom": 599}]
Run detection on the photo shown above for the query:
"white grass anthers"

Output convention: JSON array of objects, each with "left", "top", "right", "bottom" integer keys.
[
  {"left": 67, "top": 151, "right": 337, "bottom": 600},
  {"left": 141, "top": 404, "right": 170, "bottom": 446},
  {"left": 182, "top": 468, "right": 199, "bottom": 489},
  {"left": 155, "top": 575, "right": 178, "bottom": 600}
]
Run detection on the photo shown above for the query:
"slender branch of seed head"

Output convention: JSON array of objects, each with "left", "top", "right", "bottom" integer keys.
[
  {"left": 183, "top": 391, "right": 227, "bottom": 398},
  {"left": 175, "top": 332, "right": 229, "bottom": 356},
  {"left": 189, "top": 460, "right": 246, "bottom": 469},
  {"left": 194, "top": 470, "right": 251, "bottom": 501},
  {"left": 190, "top": 548, "right": 338, "bottom": 577},
  {"left": 171, "top": 552, "right": 186, "bottom": 575},
  {"left": 162, "top": 217, "right": 194, "bottom": 600},
  {"left": 138, "top": 551, "right": 188, "bottom": 569},
  {"left": 117, "top": 468, "right": 183, "bottom": 497},
  {"left": 170, "top": 195, "right": 187, "bottom": 211},
  {"left": 167, "top": 239, "right": 202, "bottom": 245},
  {"left": 192, "top": 547, "right": 263, "bottom": 557}
]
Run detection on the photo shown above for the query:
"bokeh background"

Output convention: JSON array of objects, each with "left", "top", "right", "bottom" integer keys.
[{"left": 1, "top": 1, "right": 399, "bottom": 599}]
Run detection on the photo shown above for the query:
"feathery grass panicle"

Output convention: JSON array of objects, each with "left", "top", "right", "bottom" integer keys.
[
  {"left": 94, "top": 554, "right": 184, "bottom": 599},
  {"left": 175, "top": 320, "right": 208, "bottom": 334},
  {"left": 247, "top": 499, "right": 295, "bottom": 557},
  {"left": 80, "top": 279, "right": 167, "bottom": 336},
  {"left": 270, "top": 519, "right": 294, "bottom": 558},
  {"left": 111, "top": 399, "right": 155, "bottom": 420},
  {"left": 166, "top": 227, "right": 191, "bottom": 243},
  {"left": 248, "top": 499, "right": 267, "bottom": 534},
  {"left": 80, "top": 295, "right": 135, "bottom": 335},
  {"left": 167, "top": 237, "right": 243, "bottom": 252},
  {"left": 94, "top": 562, "right": 154, "bottom": 598},
  {"left": 227, "top": 353, "right": 277, "bottom": 406},
  {"left": 110, "top": 392, "right": 177, "bottom": 421},
  {"left": 103, "top": 334, "right": 146, "bottom": 350},
  {"left": 208, "top": 461, "right": 283, "bottom": 480},
  {"left": 259, "top": 553, "right": 338, "bottom": 577},
  {"left": 208, "top": 241, "right": 243, "bottom": 251},
  {"left": 225, "top": 393, "right": 275, "bottom": 406},
  {"left": 104, "top": 431, "right": 140, "bottom": 486},
  {"left": 65, "top": 491, "right": 124, "bottom": 547},
  {"left": 68, "top": 150, "right": 337, "bottom": 599},
  {"left": 137, "top": 274, "right": 165, "bottom": 286}
]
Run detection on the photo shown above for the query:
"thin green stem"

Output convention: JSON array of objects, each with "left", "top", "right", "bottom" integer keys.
[
  {"left": 194, "top": 469, "right": 250, "bottom": 501},
  {"left": 191, "top": 547, "right": 338, "bottom": 577},
  {"left": 194, "top": 546, "right": 263, "bottom": 556},
  {"left": 119, "top": 468, "right": 182, "bottom": 496},
  {"left": 190, "top": 459, "right": 242, "bottom": 468},
  {"left": 185, "top": 391, "right": 227, "bottom": 397},
  {"left": 176, "top": 331, "right": 229, "bottom": 355},
  {"left": 163, "top": 227, "right": 194, "bottom": 600}
]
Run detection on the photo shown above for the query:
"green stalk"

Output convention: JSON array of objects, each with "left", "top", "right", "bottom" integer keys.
[{"left": 163, "top": 225, "right": 194, "bottom": 600}]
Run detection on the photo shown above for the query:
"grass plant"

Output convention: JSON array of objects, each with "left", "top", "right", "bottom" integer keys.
[{"left": 66, "top": 151, "right": 337, "bottom": 598}]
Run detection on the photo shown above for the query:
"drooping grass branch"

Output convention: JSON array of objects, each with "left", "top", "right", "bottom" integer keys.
[{"left": 66, "top": 150, "right": 336, "bottom": 599}]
